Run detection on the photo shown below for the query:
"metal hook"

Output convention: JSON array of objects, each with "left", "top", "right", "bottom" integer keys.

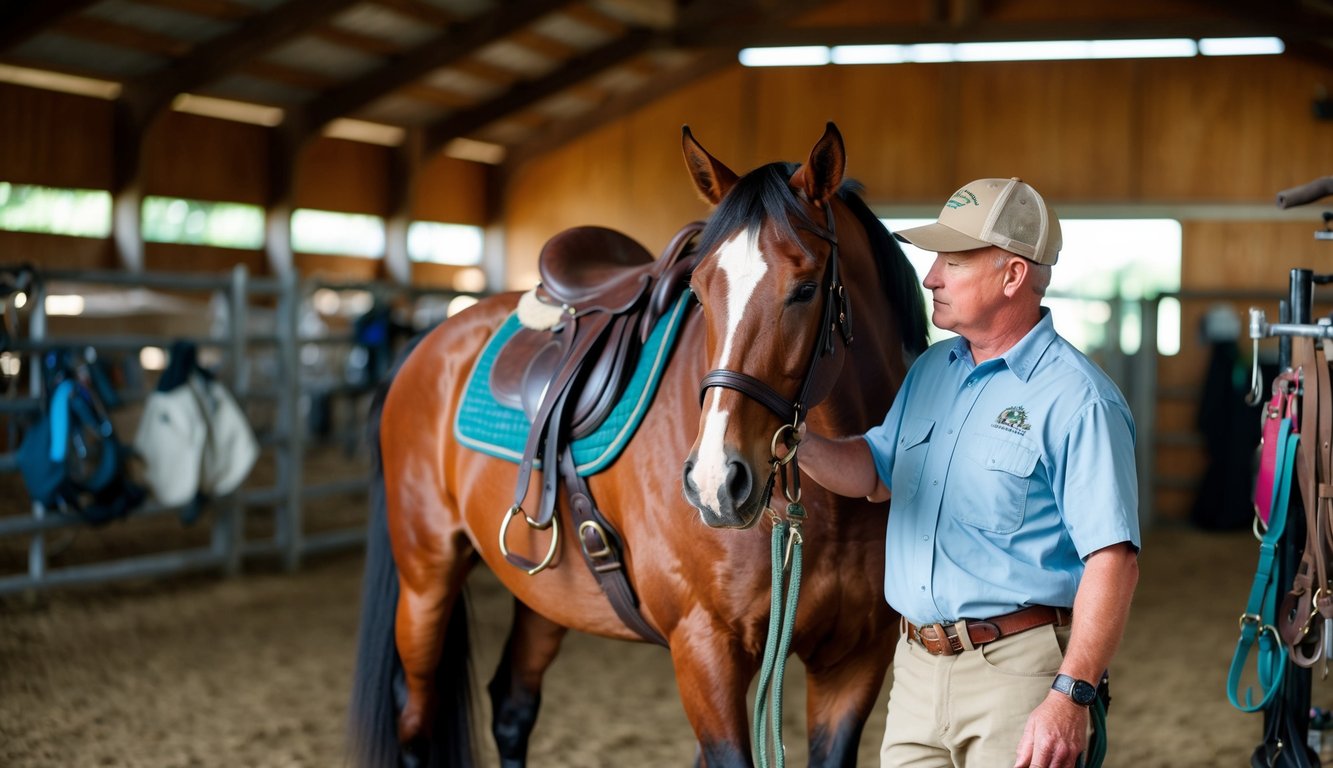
[{"left": 1245, "top": 335, "right": 1264, "bottom": 406}]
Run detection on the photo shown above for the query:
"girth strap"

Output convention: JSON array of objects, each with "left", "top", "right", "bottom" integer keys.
[{"left": 559, "top": 449, "right": 668, "bottom": 647}]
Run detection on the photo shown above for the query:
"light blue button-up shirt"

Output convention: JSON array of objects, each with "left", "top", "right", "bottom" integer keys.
[{"left": 863, "top": 309, "right": 1140, "bottom": 626}]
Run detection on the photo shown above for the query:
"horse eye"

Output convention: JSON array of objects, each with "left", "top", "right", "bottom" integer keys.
[{"left": 791, "top": 282, "right": 819, "bottom": 304}]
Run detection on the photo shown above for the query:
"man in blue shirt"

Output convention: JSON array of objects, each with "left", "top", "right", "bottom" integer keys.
[{"left": 799, "top": 178, "right": 1140, "bottom": 768}]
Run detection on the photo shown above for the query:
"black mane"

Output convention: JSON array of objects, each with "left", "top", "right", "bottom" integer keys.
[{"left": 696, "top": 163, "right": 930, "bottom": 357}]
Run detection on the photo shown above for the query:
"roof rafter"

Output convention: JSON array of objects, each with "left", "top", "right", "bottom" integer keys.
[
  {"left": 502, "top": 48, "right": 734, "bottom": 173},
  {"left": 295, "top": 0, "right": 573, "bottom": 136},
  {"left": 124, "top": 0, "right": 363, "bottom": 120},
  {"left": 423, "top": 26, "right": 656, "bottom": 155}
]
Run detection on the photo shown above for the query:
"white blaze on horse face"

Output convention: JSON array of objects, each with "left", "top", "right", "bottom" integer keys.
[{"left": 694, "top": 229, "right": 767, "bottom": 516}]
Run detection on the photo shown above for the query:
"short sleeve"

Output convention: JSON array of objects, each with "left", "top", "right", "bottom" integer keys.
[{"left": 1051, "top": 398, "right": 1141, "bottom": 557}]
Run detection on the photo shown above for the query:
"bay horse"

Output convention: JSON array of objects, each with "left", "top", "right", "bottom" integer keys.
[{"left": 349, "top": 122, "right": 929, "bottom": 767}]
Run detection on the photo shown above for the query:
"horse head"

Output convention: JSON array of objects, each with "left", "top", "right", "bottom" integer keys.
[{"left": 680, "top": 123, "right": 857, "bottom": 529}]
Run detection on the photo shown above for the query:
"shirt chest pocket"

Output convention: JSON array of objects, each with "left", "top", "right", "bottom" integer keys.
[
  {"left": 891, "top": 417, "right": 934, "bottom": 502},
  {"left": 958, "top": 433, "right": 1040, "bottom": 534}
]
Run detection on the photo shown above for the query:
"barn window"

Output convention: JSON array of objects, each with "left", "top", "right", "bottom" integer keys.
[
  {"left": 0, "top": 182, "right": 111, "bottom": 237},
  {"left": 407, "top": 221, "right": 483, "bottom": 266},
  {"left": 142, "top": 196, "right": 264, "bottom": 249},
  {"left": 882, "top": 217, "right": 1182, "bottom": 357},
  {"left": 291, "top": 209, "right": 385, "bottom": 258}
]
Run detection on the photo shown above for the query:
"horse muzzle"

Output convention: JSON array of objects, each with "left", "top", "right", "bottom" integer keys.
[{"left": 681, "top": 450, "right": 764, "bottom": 529}]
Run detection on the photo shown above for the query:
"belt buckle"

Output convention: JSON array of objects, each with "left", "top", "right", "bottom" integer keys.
[{"left": 921, "top": 621, "right": 958, "bottom": 656}]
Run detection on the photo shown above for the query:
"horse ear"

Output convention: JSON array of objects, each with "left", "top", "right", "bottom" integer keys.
[
  {"left": 682, "top": 125, "right": 739, "bottom": 206},
  {"left": 791, "top": 122, "right": 845, "bottom": 206}
]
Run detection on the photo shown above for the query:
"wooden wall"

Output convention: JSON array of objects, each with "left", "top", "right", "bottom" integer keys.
[
  {"left": 0, "top": 84, "right": 491, "bottom": 279},
  {"left": 502, "top": 53, "right": 1333, "bottom": 522}
]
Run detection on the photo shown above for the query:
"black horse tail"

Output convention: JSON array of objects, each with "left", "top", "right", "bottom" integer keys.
[{"left": 348, "top": 330, "right": 477, "bottom": 767}]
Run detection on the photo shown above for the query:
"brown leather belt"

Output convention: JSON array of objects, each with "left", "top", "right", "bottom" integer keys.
[{"left": 904, "top": 605, "right": 1071, "bottom": 657}]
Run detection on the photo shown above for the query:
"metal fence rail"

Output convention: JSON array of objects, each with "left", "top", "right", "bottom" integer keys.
[{"left": 0, "top": 264, "right": 471, "bottom": 595}]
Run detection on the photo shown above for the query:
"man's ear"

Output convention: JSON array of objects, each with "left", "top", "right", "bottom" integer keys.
[{"left": 1001, "top": 256, "right": 1028, "bottom": 298}]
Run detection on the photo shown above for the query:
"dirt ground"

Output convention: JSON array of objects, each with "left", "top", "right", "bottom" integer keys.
[{"left": 0, "top": 516, "right": 1328, "bottom": 767}]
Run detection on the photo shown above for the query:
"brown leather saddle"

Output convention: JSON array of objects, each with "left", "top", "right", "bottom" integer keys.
[
  {"left": 491, "top": 222, "right": 703, "bottom": 647},
  {"left": 490, "top": 224, "right": 698, "bottom": 439}
]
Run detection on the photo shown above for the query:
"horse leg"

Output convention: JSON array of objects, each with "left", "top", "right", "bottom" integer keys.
[
  {"left": 671, "top": 620, "right": 756, "bottom": 768},
  {"left": 394, "top": 538, "right": 476, "bottom": 764},
  {"left": 802, "top": 651, "right": 891, "bottom": 768},
  {"left": 487, "top": 599, "right": 568, "bottom": 768}
]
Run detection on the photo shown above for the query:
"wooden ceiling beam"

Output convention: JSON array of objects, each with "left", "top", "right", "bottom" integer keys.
[
  {"left": 502, "top": 48, "right": 734, "bottom": 173},
  {"left": 241, "top": 59, "right": 337, "bottom": 92},
  {"left": 297, "top": 0, "right": 573, "bottom": 134},
  {"left": 126, "top": 0, "right": 363, "bottom": 120},
  {"left": 0, "top": 0, "right": 102, "bottom": 52},
  {"left": 559, "top": 3, "right": 628, "bottom": 37},
  {"left": 423, "top": 26, "right": 655, "bottom": 155},
  {"left": 400, "top": 83, "right": 478, "bottom": 109},
  {"left": 510, "top": 29, "right": 579, "bottom": 62},
  {"left": 501, "top": 0, "right": 833, "bottom": 171},
  {"left": 450, "top": 58, "right": 523, "bottom": 86},
  {"left": 312, "top": 25, "right": 404, "bottom": 58},
  {"left": 56, "top": 15, "right": 191, "bottom": 58}
]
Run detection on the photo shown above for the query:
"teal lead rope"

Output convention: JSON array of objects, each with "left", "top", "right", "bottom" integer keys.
[{"left": 753, "top": 506, "right": 804, "bottom": 768}]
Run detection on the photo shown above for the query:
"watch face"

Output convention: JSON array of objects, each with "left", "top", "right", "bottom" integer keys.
[{"left": 1071, "top": 680, "right": 1098, "bottom": 706}]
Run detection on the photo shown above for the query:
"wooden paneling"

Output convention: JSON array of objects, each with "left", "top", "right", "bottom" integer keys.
[
  {"left": 954, "top": 60, "right": 1138, "bottom": 200},
  {"left": 748, "top": 64, "right": 956, "bottom": 202},
  {"left": 141, "top": 111, "right": 270, "bottom": 205},
  {"left": 410, "top": 262, "right": 469, "bottom": 289},
  {"left": 142, "top": 242, "right": 267, "bottom": 275},
  {"left": 0, "top": 84, "right": 113, "bottom": 190},
  {"left": 414, "top": 154, "right": 489, "bottom": 225},
  {"left": 293, "top": 252, "right": 381, "bottom": 282},
  {"left": 0, "top": 231, "right": 113, "bottom": 269},
  {"left": 294, "top": 138, "right": 390, "bottom": 216},
  {"left": 1139, "top": 57, "right": 1333, "bottom": 201}
]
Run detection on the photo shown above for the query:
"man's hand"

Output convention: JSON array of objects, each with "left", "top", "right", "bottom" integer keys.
[{"left": 1013, "top": 692, "right": 1089, "bottom": 768}]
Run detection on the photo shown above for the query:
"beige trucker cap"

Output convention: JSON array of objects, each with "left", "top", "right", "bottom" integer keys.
[{"left": 895, "top": 178, "right": 1062, "bottom": 265}]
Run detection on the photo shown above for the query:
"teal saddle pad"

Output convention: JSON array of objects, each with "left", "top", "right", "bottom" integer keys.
[{"left": 454, "top": 291, "right": 693, "bottom": 476}]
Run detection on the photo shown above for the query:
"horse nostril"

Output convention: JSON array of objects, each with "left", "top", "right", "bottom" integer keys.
[
  {"left": 725, "top": 459, "right": 752, "bottom": 504},
  {"left": 682, "top": 460, "right": 697, "bottom": 496}
]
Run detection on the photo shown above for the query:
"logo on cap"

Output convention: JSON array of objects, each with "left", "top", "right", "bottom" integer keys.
[
  {"left": 993, "top": 406, "right": 1031, "bottom": 435},
  {"left": 946, "top": 189, "right": 978, "bottom": 209}
]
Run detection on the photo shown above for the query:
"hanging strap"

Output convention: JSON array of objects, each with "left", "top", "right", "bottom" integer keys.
[
  {"left": 1229, "top": 417, "right": 1299, "bottom": 711},
  {"left": 753, "top": 517, "right": 803, "bottom": 768}
]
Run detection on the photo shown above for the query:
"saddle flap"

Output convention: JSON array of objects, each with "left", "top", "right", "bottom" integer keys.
[
  {"left": 490, "top": 328, "right": 567, "bottom": 415},
  {"left": 490, "top": 313, "right": 643, "bottom": 440}
]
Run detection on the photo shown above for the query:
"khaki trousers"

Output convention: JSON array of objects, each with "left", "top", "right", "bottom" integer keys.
[{"left": 880, "top": 621, "right": 1073, "bottom": 767}]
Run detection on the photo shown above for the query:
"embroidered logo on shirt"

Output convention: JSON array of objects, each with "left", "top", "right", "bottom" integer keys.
[{"left": 993, "top": 406, "right": 1031, "bottom": 435}]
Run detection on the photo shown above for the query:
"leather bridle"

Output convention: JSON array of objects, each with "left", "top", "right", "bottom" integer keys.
[{"left": 697, "top": 200, "right": 853, "bottom": 433}]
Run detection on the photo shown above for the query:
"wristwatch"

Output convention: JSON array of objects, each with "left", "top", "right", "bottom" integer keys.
[{"left": 1051, "top": 673, "right": 1098, "bottom": 706}]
